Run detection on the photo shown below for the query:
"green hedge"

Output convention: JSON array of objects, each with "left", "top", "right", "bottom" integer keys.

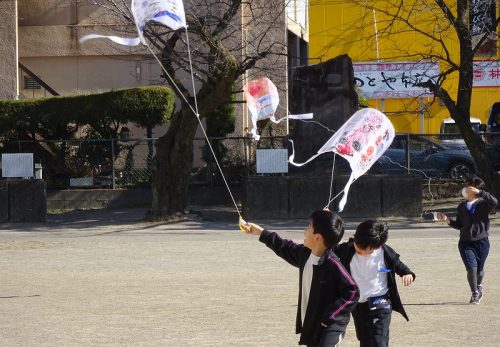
[{"left": 0, "top": 86, "right": 175, "bottom": 139}]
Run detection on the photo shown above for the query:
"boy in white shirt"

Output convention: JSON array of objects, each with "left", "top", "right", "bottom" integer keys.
[{"left": 334, "top": 220, "right": 415, "bottom": 347}]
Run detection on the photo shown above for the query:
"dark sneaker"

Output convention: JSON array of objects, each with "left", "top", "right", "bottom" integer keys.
[{"left": 470, "top": 292, "right": 480, "bottom": 304}]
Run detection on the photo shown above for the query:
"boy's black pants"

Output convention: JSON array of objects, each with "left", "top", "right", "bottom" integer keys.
[
  {"left": 352, "top": 295, "right": 392, "bottom": 347},
  {"left": 307, "top": 324, "right": 345, "bottom": 347}
]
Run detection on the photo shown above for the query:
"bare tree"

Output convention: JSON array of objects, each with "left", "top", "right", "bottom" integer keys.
[
  {"left": 320, "top": 0, "right": 500, "bottom": 195},
  {"left": 88, "top": 0, "right": 287, "bottom": 220}
]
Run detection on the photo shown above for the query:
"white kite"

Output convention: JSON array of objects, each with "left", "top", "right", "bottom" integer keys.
[
  {"left": 80, "top": 0, "right": 187, "bottom": 46},
  {"left": 289, "top": 108, "right": 395, "bottom": 212},
  {"left": 244, "top": 77, "right": 312, "bottom": 139}
]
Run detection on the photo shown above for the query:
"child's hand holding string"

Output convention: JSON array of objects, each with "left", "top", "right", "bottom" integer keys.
[{"left": 239, "top": 217, "right": 264, "bottom": 236}]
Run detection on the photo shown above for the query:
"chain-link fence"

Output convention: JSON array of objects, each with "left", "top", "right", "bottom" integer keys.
[
  {"left": 0, "top": 139, "right": 156, "bottom": 189},
  {"left": 0, "top": 133, "right": 499, "bottom": 189},
  {"left": 191, "top": 136, "right": 288, "bottom": 186},
  {"left": 375, "top": 133, "right": 500, "bottom": 180}
]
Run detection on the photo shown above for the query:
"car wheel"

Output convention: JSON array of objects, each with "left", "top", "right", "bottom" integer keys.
[{"left": 448, "top": 161, "right": 474, "bottom": 180}]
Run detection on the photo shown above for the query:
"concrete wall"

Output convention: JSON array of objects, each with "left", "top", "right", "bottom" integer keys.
[
  {"left": 336, "top": 175, "right": 384, "bottom": 218},
  {"left": 47, "top": 189, "right": 152, "bottom": 211},
  {"left": 1, "top": 180, "right": 47, "bottom": 222},
  {"left": 41, "top": 175, "right": 422, "bottom": 220},
  {"left": 18, "top": 0, "right": 101, "bottom": 26},
  {"left": 244, "top": 175, "right": 422, "bottom": 219},
  {"left": 19, "top": 56, "right": 162, "bottom": 97},
  {"left": 0, "top": 0, "right": 18, "bottom": 99},
  {"left": 46, "top": 185, "right": 243, "bottom": 211},
  {"left": 244, "top": 177, "right": 289, "bottom": 219},
  {"left": 0, "top": 181, "right": 8, "bottom": 223}
]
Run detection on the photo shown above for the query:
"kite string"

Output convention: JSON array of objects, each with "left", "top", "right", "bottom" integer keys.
[
  {"left": 327, "top": 154, "right": 336, "bottom": 209},
  {"left": 184, "top": 27, "right": 199, "bottom": 117},
  {"left": 145, "top": 44, "right": 198, "bottom": 116},
  {"left": 144, "top": 37, "right": 242, "bottom": 218},
  {"left": 324, "top": 188, "right": 346, "bottom": 211}
]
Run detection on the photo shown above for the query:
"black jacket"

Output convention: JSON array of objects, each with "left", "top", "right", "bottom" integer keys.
[
  {"left": 449, "top": 190, "right": 497, "bottom": 242},
  {"left": 334, "top": 240, "right": 415, "bottom": 321},
  {"left": 259, "top": 230, "right": 359, "bottom": 346}
]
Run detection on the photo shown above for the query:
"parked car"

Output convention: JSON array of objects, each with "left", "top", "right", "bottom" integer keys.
[{"left": 375, "top": 135, "right": 477, "bottom": 179}]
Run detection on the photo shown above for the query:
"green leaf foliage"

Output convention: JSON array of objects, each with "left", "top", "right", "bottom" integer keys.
[
  {"left": 0, "top": 86, "right": 175, "bottom": 140},
  {"left": 206, "top": 100, "right": 235, "bottom": 137}
]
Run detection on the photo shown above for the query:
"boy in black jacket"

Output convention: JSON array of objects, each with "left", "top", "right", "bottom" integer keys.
[
  {"left": 436, "top": 175, "right": 498, "bottom": 304},
  {"left": 240, "top": 210, "right": 359, "bottom": 346},
  {"left": 334, "top": 220, "right": 415, "bottom": 347}
]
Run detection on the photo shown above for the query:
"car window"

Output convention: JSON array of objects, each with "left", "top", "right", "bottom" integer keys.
[
  {"left": 409, "top": 137, "right": 438, "bottom": 152},
  {"left": 390, "top": 137, "right": 405, "bottom": 149},
  {"left": 443, "top": 122, "right": 480, "bottom": 133},
  {"left": 442, "top": 124, "right": 460, "bottom": 134},
  {"left": 408, "top": 138, "right": 424, "bottom": 151}
]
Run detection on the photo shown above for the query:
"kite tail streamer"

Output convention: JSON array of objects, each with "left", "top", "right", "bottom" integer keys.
[
  {"left": 270, "top": 113, "right": 313, "bottom": 124},
  {"left": 288, "top": 139, "right": 322, "bottom": 167},
  {"left": 250, "top": 113, "right": 314, "bottom": 140},
  {"left": 337, "top": 175, "right": 356, "bottom": 212},
  {"left": 80, "top": 34, "right": 141, "bottom": 46}
]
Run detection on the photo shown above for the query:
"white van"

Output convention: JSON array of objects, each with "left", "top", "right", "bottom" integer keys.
[
  {"left": 440, "top": 117, "right": 482, "bottom": 134},
  {"left": 439, "top": 117, "right": 482, "bottom": 147}
]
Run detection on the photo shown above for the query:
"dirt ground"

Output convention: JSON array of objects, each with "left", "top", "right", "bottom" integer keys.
[{"left": 1, "top": 206, "right": 499, "bottom": 346}]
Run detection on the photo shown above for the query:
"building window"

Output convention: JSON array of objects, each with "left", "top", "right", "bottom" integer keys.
[{"left": 23, "top": 76, "right": 41, "bottom": 90}]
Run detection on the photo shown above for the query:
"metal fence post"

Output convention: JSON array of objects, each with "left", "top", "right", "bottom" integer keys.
[
  {"left": 405, "top": 133, "right": 411, "bottom": 174},
  {"left": 111, "top": 139, "right": 116, "bottom": 189},
  {"left": 208, "top": 137, "right": 214, "bottom": 187},
  {"left": 244, "top": 136, "right": 249, "bottom": 177}
]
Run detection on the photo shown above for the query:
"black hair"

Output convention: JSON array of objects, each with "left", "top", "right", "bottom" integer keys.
[
  {"left": 309, "top": 210, "right": 344, "bottom": 248},
  {"left": 354, "top": 219, "right": 389, "bottom": 250},
  {"left": 464, "top": 175, "right": 485, "bottom": 190}
]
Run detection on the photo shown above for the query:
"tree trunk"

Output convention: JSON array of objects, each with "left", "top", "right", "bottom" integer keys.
[
  {"left": 467, "top": 136, "right": 500, "bottom": 199},
  {"left": 147, "top": 71, "right": 237, "bottom": 220},
  {"left": 147, "top": 105, "right": 199, "bottom": 221},
  {"left": 453, "top": 111, "right": 500, "bottom": 198},
  {"left": 452, "top": 5, "right": 500, "bottom": 198}
]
